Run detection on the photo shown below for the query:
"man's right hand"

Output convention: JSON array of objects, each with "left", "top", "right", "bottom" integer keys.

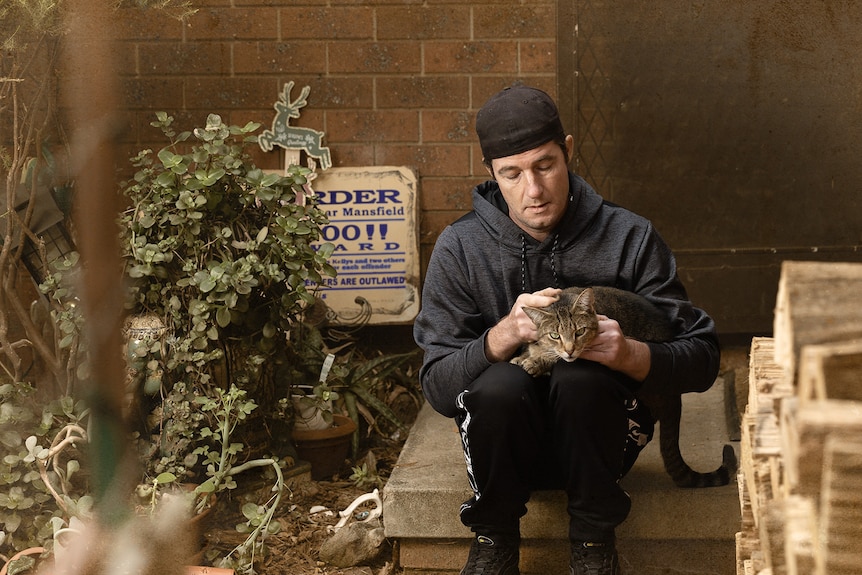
[{"left": 484, "top": 287, "right": 561, "bottom": 363}]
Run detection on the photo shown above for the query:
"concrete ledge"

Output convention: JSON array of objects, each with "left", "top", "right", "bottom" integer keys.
[
  {"left": 383, "top": 374, "right": 740, "bottom": 574},
  {"left": 397, "top": 538, "right": 735, "bottom": 575}
]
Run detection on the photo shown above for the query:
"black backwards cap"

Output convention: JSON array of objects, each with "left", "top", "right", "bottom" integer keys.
[{"left": 476, "top": 85, "right": 566, "bottom": 161}]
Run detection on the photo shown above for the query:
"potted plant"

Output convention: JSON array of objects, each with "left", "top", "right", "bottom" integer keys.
[
  {"left": 117, "top": 111, "right": 335, "bottom": 449},
  {"left": 283, "top": 319, "right": 418, "bottom": 479}
]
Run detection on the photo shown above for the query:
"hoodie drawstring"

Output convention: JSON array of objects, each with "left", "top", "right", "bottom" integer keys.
[{"left": 520, "top": 234, "right": 560, "bottom": 293}]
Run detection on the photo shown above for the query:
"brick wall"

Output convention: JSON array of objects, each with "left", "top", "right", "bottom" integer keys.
[{"left": 113, "top": 0, "right": 558, "bottom": 276}]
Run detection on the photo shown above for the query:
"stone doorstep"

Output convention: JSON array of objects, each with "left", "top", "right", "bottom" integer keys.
[
  {"left": 383, "top": 374, "right": 741, "bottom": 574},
  {"left": 397, "top": 538, "right": 735, "bottom": 575}
]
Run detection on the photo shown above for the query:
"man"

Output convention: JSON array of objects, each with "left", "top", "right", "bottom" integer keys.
[{"left": 412, "top": 85, "right": 720, "bottom": 575}]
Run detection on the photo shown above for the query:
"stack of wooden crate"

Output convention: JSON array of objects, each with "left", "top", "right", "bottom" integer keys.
[{"left": 737, "top": 261, "right": 862, "bottom": 575}]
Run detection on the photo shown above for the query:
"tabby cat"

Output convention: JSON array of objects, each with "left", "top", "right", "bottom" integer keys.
[{"left": 511, "top": 286, "right": 737, "bottom": 488}]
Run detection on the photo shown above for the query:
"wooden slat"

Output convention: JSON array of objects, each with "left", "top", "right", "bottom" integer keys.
[
  {"left": 798, "top": 339, "right": 862, "bottom": 404},
  {"left": 773, "top": 261, "right": 862, "bottom": 378},
  {"left": 749, "top": 337, "right": 794, "bottom": 415},
  {"left": 783, "top": 495, "right": 820, "bottom": 575},
  {"left": 778, "top": 397, "right": 799, "bottom": 495},
  {"left": 821, "top": 435, "right": 862, "bottom": 575},
  {"left": 759, "top": 499, "right": 787, "bottom": 574},
  {"left": 793, "top": 400, "right": 862, "bottom": 501},
  {"left": 743, "top": 337, "right": 792, "bottom": 523}
]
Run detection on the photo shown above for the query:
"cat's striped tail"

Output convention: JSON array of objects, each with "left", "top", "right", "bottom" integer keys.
[{"left": 658, "top": 398, "right": 739, "bottom": 488}]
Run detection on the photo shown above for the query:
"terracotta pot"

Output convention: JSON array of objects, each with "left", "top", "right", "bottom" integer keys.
[{"left": 292, "top": 414, "right": 357, "bottom": 480}]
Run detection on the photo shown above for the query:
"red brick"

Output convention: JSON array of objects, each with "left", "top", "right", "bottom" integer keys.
[
  {"left": 421, "top": 110, "right": 473, "bottom": 144},
  {"left": 424, "top": 41, "right": 518, "bottom": 74},
  {"left": 375, "top": 144, "right": 470, "bottom": 177},
  {"left": 185, "top": 7, "right": 279, "bottom": 40},
  {"left": 288, "top": 108, "right": 326, "bottom": 133},
  {"left": 185, "top": 0, "right": 230, "bottom": 6},
  {"left": 229, "top": 109, "right": 275, "bottom": 132},
  {"left": 377, "top": 76, "right": 469, "bottom": 109},
  {"left": 419, "top": 177, "right": 477, "bottom": 211},
  {"left": 114, "top": 42, "right": 139, "bottom": 77},
  {"left": 116, "top": 7, "right": 184, "bottom": 41},
  {"left": 329, "top": 42, "right": 421, "bottom": 74},
  {"left": 423, "top": 0, "right": 507, "bottom": 3},
  {"left": 376, "top": 6, "right": 470, "bottom": 40},
  {"left": 471, "top": 76, "right": 557, "bottom": 110},
  {"left": 329, "top": 144, "right": 376, "bottom": 168},
  {"left": 137, "top": 42, "right": 231, "bottom": 75},
  {"left": 108, "top": 110, "right": 140, "bottom": 147},
  {"left": 327, "top": 110, "right": 419, "bottom": 143},
  {"left": 121, "top": 77, "right": 185, "bottom": 110},
  {"left": 420, "top": 210, "right": 468, "bottom": 244},
  {"left": 520, "top": 41, "right": 557, "bottom": 73},
  {"left": 184, "top": 77, "right": 279, "bottom": 110},
  {"left": 235, "top": 0, "right": 320, "bottom": 5},
  {"left": 233, "top": 41, "right": 327, "bottom": 75},
  {"left": 280, "top": 7, "right": 374, "bottom": 40},
  {"left": 298, "top": 77, "right": 375, "bottom": 108},
  {"left": 471, "top": 144, "right": 488, "bottom": 177},
  {"left": 474, "top": 4, "right": 555, "bottom": 40}
]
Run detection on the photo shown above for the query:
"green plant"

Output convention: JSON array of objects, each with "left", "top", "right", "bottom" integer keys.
[
  {"left": 0, "top": 380, "right": 92, "bottom": 557},
  {"left": 119, "top": 113, "right": 334, "bottom": 379},
  {"left": 285, "top": 320, "right": 419, "bottom": 451},
  {"left": 192, "top": 385, "right": 283, "bottom": 575},
  {"left": 118, "top": 112, "right": 336, "bottom": 465},
  {"left": 349, "top": 451, "right": 383, "bottom": 490},
  {"left": 112, "top": 112, "right": 334, "bottom": 573}
]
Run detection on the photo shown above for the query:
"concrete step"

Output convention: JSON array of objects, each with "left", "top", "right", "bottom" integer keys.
[{"left": 382, "top": 373, "right": 741, "bottom": 575}]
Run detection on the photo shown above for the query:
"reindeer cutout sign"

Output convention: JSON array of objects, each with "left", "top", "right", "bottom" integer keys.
[{"left": 259, "top": 81, "right": 332, "bottom": 170}]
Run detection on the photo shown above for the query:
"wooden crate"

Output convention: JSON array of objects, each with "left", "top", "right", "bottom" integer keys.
[
  {"left": 741, "top": 338, "right": 791, "bottom": 523},
  {"left": 791, "top": 400, "right": 862, "bottom": 501},
  {"left": 820, "top": 435, "right": 862, "bottom": 575},
  {"left": 773, "top": 261, "right": 862, "bottom": 378},
  {"left": 738, "top": 263, "right": 862, "bottom": 574},
  {"left": 797, "top": 338, "right": 862, "bottom": 404},
  {"left": 782, "top": 495, "right": 820, "bottom": 575}
]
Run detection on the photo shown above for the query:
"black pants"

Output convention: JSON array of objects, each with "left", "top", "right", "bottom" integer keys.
[{"left": 454, "top": 361, "right": 653, "bottom": 543}]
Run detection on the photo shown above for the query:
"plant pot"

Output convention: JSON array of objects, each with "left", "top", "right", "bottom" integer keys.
[
  {"left": 291, "top": 394, "right": 331, "bottom": 431},
  {"left": 292, "top": 414, "right": 357, "bottom": 480}
]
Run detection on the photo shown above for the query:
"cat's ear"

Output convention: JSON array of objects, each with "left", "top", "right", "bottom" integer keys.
[
  {"left": 572, "top": 288, "right": 596, "bottom": 314},
  {"left": 522, "top": 305, "right": 550, "bottom": 326}
]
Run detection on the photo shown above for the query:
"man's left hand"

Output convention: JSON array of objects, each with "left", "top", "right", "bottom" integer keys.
[{"left": 579, "top": 314, "right": 651, "bottom": 382}]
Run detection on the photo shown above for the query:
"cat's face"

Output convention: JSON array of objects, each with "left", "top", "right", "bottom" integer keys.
[{"left": 522, "top": 289, "right": 599, "bottom": 362}]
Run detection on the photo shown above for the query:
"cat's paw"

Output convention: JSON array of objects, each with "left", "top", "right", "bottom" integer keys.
[{"left": 511, "top": 356, "right": 543, "bottom": 377}]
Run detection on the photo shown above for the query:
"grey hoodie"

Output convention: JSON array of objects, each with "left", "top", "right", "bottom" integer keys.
[{"left": 414, "top": 172, "right": 720, "bottom": 418}]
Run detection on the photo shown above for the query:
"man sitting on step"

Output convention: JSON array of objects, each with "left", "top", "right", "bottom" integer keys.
[{"left": 413, "top": 84, "right": 720, "bottom": 575}]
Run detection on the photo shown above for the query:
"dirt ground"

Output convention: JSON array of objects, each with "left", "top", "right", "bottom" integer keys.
[{"left": 201, "top": 445, "right": 404, "bottom": 575}]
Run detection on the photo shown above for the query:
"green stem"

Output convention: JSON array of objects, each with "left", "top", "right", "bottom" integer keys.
[{"left": 223, "top": 458, "right": 284, "bottom": 570}]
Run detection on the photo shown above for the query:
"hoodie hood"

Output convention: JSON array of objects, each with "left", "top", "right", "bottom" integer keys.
[
  {"left": 471, "top": 172, "right": 604, "bottom": 252},
  {"left": 470, "top": 172, "right": 605, "bottom": 292}
]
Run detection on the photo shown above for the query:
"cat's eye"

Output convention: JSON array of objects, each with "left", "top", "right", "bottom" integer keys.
[
  {"left": 549, "top": 332, "right": 561, "bottom": 340},
  {"left": 575, "top": 327, "right": 586, "bottom": 337}
]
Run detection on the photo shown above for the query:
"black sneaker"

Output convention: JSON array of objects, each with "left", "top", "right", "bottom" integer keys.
[
  {"left": 460, "top": 535, "right": 520, "bottom": 575},
  {"left": 569, "top": 541, "right": 621, "bottom": 575}
]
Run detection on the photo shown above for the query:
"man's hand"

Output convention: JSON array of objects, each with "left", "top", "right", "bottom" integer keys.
[
  {"left": 579, "top": 314, "right": 652, "bottom": 381},
  {"left": 484, "top": 287, "right": 561, "bottom": 363}
]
